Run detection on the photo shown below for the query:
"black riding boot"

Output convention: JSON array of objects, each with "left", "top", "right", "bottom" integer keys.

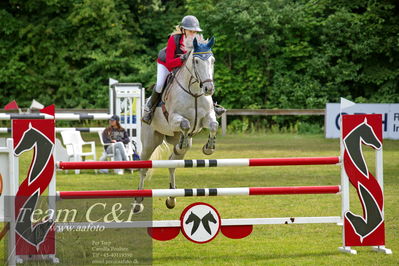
[
  {"left": 142, "top": 90, "right": 162, "bottom": 125},
  {"left": 213, "top": 102, "right": 226, "bottom": 118}
]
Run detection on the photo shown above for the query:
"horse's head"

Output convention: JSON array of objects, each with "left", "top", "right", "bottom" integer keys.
[{"left": 190, "top": 36, "right": 215, "bottom": 96}]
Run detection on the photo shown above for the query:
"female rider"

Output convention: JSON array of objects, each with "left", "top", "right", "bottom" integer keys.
[{"left": 142, "top": 15, "right": 225, "bottom": 124}]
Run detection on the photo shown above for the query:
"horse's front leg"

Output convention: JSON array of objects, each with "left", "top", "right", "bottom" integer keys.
[
  {"left": 202, "top": 114, "right": 218, "bottom": 155},
  {"left": 169, "top": 113, "right": 191, "bottom": 155}
]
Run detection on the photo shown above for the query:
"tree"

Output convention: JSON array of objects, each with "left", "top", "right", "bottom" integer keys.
[{"left": 1, "top": 0, "right": 397, "bottom": 113}]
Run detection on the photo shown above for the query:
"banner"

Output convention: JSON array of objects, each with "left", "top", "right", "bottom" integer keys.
[{"left": 325, "top": 103, "right": 399, "bottom": 139}]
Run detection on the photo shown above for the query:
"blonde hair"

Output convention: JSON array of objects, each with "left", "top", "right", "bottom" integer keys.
[{"left": 171, "top": 25, "right": 183, "bottom": 35}]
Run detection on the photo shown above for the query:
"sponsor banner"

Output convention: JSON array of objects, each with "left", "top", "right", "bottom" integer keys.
[{"left": 325, "top": 103, "right": 399, "bottom": 139}]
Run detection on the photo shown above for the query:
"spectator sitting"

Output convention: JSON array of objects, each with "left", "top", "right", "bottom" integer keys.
[{"left": 101, "top": 115, "right": 129, "bottom": 175}]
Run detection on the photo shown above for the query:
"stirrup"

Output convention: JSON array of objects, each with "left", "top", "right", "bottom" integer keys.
[{"left": 214, "top": 103, "right": 226, "bottom": 118}]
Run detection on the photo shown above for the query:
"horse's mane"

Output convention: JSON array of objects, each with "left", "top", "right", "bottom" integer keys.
[{"left": 182, "top": 34, "right": 208, "bottom": 52}]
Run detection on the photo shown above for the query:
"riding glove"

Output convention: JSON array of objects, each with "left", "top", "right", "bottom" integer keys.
[{"left": 180, "top": 53, "right": 189, "bottom": 61}]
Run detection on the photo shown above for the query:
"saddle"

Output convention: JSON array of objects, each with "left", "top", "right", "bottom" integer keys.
[
  {"left": 156, "top": 70, "right": 179, "bottom": 122},
  {"left": 160, "top": 70, "right": 176, "bottom": 100}
]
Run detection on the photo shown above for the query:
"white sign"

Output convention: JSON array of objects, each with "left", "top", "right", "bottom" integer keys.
[
  {"left": 0, "top": 139, "right": 17, "bottom": 222},
  {"left": 180, "top": 202, "right": 221, "bottom": 244},
  {"left": 325, "top": 103, "right": 399, "bottom": 139}
]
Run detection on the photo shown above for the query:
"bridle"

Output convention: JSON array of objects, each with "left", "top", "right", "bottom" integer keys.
[
  {"left": 191, "top": 51, "right": 214, "bottom": 88},
  {"left": 175, "top": 50, "right": 214, "bottom": 98}
]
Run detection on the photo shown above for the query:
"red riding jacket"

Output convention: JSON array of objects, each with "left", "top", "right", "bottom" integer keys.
[{"left": 157, "top": 34, "right": 186, "bottom": 72}]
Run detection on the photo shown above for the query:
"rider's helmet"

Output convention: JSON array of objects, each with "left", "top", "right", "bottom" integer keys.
[{"left": 180, "top": 15, "right": 202, "bottom": 32}]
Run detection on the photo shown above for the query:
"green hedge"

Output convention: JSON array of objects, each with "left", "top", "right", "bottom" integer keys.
[{"left": 1, "top": 0, "right": 398, "bottom": 112}]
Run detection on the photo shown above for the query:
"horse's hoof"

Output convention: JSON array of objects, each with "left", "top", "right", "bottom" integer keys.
[
  {"left": 202, "top": 145, "right": 214, "bottom": 155},
  {"left": 174, "top": 145, "right": 186, "bottom": 155},
  {"left": 132, "top": 202, "right": 144, "bottom": 214},
  {"left": 165, "top": 197, "right": 176, "bottom": 209}
]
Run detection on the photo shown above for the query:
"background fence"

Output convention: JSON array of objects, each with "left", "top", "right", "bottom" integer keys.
[
  {"left": 221, "top": 109, "right": 325, "bottom": 135},
  {"left": 0, "top": 109, "right": 326, "bottom": 136}
]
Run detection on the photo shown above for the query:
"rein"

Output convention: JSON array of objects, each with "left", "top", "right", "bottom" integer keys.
[
  {"left": 173, "top": 50, "right": 214, "bottom": 98},
  {"left": 192, "top": 51, "right": 214, "bottom": 88},
  {"left": 174, "top": 58, "right": 202, "bottom": 136},
  {"left": 165, "top": 50, "right": 214, "bottom": 136}
]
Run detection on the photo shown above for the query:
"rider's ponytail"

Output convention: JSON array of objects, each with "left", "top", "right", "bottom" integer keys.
[{"left": 171, "top": 25, "right": 184, "bottom": 36}]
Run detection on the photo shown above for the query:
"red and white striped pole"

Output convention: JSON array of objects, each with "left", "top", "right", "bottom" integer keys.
[
  {"left": 57, "top": 185, "right": 341, "bottom": 200},
  {"left": 56, "top": 156, "right": 340, "bottom": 170}
]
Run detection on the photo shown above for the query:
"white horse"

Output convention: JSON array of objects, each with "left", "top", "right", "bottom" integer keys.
[{"left": 132, "top": 37, "right": 218, "bottom": 213}]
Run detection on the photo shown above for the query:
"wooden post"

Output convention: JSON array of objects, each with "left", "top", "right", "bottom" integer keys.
[{"left": 221, "top": 112, "right": 227, "bottom": 136}]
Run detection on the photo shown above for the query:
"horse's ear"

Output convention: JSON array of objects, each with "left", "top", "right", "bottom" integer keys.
[
  {"left": 193, "top": 37, "right": 199, "bottom": 50},
  {"left": 207, "top": 36, "right": 215, "bottom": 48}
]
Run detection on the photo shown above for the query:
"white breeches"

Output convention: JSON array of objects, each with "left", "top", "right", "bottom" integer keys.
[{"left": 155, "top": 63, "right": 170, "bottom": 93}]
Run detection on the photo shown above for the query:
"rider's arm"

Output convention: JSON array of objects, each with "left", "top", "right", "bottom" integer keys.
[{"left": 165, "top": 35, "right": 184, "bottom": 69}]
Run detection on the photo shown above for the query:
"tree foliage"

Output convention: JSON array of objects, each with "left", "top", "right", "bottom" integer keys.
[
  {"left": 1, "top": 0, "right": 398, "bottom": 109},
  {"left": 188, "top": 0, "right": 399, "bottom": 108}
]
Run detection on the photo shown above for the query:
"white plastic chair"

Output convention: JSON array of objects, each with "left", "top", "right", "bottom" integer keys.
[
  {"left": 125, "top": 141, "right": 135, "bottom": 161},
  {"left": 60, "top": 130, "right": 97, "bottom": 174},
  {"left": 55, "top": 138, "right": 70, "bottom": 173}
]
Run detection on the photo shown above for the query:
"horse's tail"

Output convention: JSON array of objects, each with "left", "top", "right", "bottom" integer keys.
[{"left": 145, "top": 140, "right": 170, "bottom": 180}]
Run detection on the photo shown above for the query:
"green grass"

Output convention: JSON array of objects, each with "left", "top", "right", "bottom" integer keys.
[{"left": 1, "top": 133, "right": 398, "bottom": 265}]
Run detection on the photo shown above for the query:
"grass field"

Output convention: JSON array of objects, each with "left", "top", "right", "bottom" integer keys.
[{"left": 1, "top": 133, "right": 398, "bottom": 265}]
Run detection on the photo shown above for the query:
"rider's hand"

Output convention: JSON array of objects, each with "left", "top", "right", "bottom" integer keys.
[{"left": 180, "top": 53, "right": 188, "bottom": 61}]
